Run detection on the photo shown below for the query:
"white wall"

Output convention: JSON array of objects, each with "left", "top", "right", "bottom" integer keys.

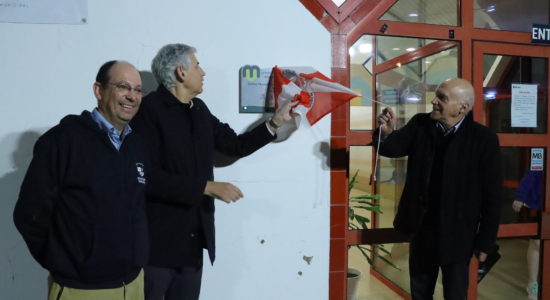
[{"left": 0, "top": 1, "right": 331, "bottom": 299}]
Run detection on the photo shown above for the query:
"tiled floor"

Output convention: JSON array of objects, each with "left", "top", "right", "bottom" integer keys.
[{"left": 349, "top": 239, "right": 538, "bottom": 300}]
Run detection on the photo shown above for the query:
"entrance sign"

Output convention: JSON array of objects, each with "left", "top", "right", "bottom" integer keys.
[
  {"left": 511, "top": 83, "right": 537, "bottom": 128},
  {"left": 530, "top": 148, "right": 544, "bottom": 171},
  {"left": 532, "top": 24, "right": 550, "bottom": 45}
]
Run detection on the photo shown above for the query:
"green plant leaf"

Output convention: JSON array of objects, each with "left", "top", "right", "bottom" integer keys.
[
  {"left": 351, "top": 194, "right": 381, "bottom": 200},
  {"left": 351, "top": 201, "right": 379, "bottom": 209},
  {"left": 354, "top": 214, "right": 370, "bottom": 224},
  {"left": 373, "top": 244, "right": 392, "bottom": 256},
  {"left": 354, "top": 206, "right": 383, "bottom": 214},
  {"left": 351, "top": 200, "right": 378, "bottom": 206},
  {"left": 350, "top": 199, "right": 378, "bottom": 205},
  {"left": 349, "top": 170, "right": 360, "bottom": 192},
  {"left": 354, "top": 245, "right": 401, "bottom": 270},
  {"left": 348, "top": 170, "right": 399, "bottom": 271},
  {"left": 350, "top": 201, "right": 379, "bottom": 210},
  {"left": 375, "top": 254, "right": 401, "bottom": 270},
  {"left": 348, "top": 223, "right": 360, "bottom": 230},
  {"left": 355, "top": 245, "right": 373, "bottom": 265}
]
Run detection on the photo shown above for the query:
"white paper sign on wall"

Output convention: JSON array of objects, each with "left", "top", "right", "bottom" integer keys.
[
  {"left": 511, "top": 83, "right": 537, "bottom": 128},
  {"left": 0, "top": 0, "right": 87, "bottom": 24}
]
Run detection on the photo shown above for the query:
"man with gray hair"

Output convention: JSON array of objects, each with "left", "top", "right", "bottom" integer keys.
[
  {"left": 374, "top": 78, "right": 502, "bottom": 300},
  {"left": 131, "top": 44, "right": 295, "bottom": 300}
]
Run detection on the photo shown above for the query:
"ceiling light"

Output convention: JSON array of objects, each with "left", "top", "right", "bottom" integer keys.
[
  {"left": 487, "top": 5, "right": 496, "bottom": 13},
  {"left": 484, "top": 91, "right": 496, "bottom": 100},
  {"left": 392, "top": 47, "right": 400, "bottom": 51},
  {"left": 406, "top": 95, "right": 421, "bottom": 102},
  {"left": 359, "top": 43, "right": 373, "bottom": 53},
  {"left": 408, "top": 13, "right": 419, "bottom": 17},
  {"left": 406, "top": 48, "right": 415, "bottom": 52}
]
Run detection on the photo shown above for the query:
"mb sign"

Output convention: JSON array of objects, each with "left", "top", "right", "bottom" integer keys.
[
  {"left": 530, "top": 148, "right": 544, "bottom": 171},
  {"left": 532, "top": 24, "right": 550, "bottom": 44}
]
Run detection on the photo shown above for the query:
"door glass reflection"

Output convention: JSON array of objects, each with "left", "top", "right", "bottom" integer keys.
[
  {"left": 349, "top": 146, "right": 374, "bottom": 230},
  {"left": 474, "top": 0, "right": 549, "bottom": 32},
  {"left": 500, "top": 147, "right": 545, "bottom": 224},
  {"left": 350, "top": 35, "right": 375, "bottom": 130},
  {"left": 478, "top": 239, "right": 540, "bottom": 300},
  {"left": 483, "top": 54, "right": 548, "bottom": 134},
  {"left": 380, "top": 0, "right": 457, "bottom": 26}
]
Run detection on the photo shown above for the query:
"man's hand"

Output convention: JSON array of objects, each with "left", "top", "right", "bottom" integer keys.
[
  {"left": 476, "top": 251, "right": 488, "bottom": 262},
  {"left": 512, "top": 199, "right": 524, "bottom": 212},
  {"left": 269, "top": 100, "right": 299, "bottom": 131},
  {"left": 204, "top": 181, "right": 243, "bottom": 204},
  {"left": 377, "top": 107, "right": 396, "bottom": 137}
]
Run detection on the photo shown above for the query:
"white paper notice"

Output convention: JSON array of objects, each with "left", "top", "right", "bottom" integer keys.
[
  {"left": 511, "top": 83, "right": 537, "bottom": 128},
  {"left": 0, "top": 0, "right": 87, "bottom": 24}
]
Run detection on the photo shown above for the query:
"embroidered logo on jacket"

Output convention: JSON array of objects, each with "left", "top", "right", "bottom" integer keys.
[{"left": 136, "top": 163, "right": 146, "bottom": 184}]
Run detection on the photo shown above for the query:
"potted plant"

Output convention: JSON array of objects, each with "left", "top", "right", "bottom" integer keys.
[{"left": 347, "top": 170, "right": 399, "bottom": 300}]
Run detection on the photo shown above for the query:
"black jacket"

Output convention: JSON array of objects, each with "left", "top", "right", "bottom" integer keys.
[
  {"left": 13, "top": 111, "right": 149, "bottom": 289},
  {"left": 131, "top": 85, "right": 275, "bottom": 268},
  {"left": 374, "top": 113, "right": 502, "bottom": 263}
]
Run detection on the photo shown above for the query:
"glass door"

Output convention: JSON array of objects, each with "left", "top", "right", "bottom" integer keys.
[
  {"left": 473, "top": 41, "right": 550, "bottom": 300},
  {"left": 347, "top": 34, "right": 459, "bottom": 299}
]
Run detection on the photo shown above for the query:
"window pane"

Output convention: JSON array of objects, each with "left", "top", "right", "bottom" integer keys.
[
  {"left": 478, "top": 239, "right": 540, "bottom": 299},
  {"left": 483, "top": 54, "right": 548, "bottom": 134},
  {"left": 380, "top": 0, "right": 457, "bottom": 26},
  {"left": 350, "top": 36, "right": 457, "bottom": 131},
  {"left": 348, "top": 244, "right": 410, "bottom": 299},
  {"left": 350, "top": 35, "right": 375, "bottom": 130},
  {"left": 500, "top": 147, "right": 545, "bottom": 224},
  {"left": 474, "top": 0, "right": 550, "bottom": 32},
  {"left": 376, "top": 36, "right": 439, "bottom": 65},
  {"left": 364, "top": 239, "right": 544, "bottom": 299},
  {"left": 376, "top": 155, "right": 405, "bottom": 228},
  {"left": 349, "top": 146, "right": 374, "bottom": 230},
  {"left": 332, "top": 0, "right": 346, "bottom": 7},
  {"left": 376, "top": 46, "right": 458, "bottom": 125},
  {"left": 371, "top": 243, "right": 415, "bottom": 296},
  {"left": 375, "top": 45, "right": 458, "bottom": 229}
]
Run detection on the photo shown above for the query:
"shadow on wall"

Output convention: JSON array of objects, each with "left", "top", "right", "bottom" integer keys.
[
  {"left": 213, "top": 103, "right": 299, "bottom": 168},
  {"left": 0, "top": 130, "right": 48, "bottom": 299},
  {"left": 314, "top": 141, "right": 330, "bottom": 171},
  {"left": 140, "top": 71, "right": 158, "bottom": 96}
]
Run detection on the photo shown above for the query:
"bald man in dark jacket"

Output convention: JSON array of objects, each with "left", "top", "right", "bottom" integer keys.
[{"left": 374, "top": 78, "right": 502, "bottom": 300}]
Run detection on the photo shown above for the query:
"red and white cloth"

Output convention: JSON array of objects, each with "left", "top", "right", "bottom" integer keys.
[{"left": 270, "top": 66, "right": 361, "bottom": 126}]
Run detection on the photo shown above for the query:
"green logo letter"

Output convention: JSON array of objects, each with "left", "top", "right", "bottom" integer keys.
[{"left": 242, "top": 65, "right": 260, "bottom": 82}]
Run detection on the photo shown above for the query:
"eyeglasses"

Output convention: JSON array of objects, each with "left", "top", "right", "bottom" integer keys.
[{"left": 108, "top": 82, "right": 143, "bottom": 96}]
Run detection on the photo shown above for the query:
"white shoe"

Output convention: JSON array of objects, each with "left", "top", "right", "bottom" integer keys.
[{"left": 527, "top": 282, "right": 538, "bottom": 300}]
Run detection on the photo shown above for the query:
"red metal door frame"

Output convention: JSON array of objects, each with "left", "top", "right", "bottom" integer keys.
[
  {"left": 472, "top": 41, "right": 550, "bottom": 299},
  {"left": 299, "top": 0, "right": 548, "bottom": 299}
]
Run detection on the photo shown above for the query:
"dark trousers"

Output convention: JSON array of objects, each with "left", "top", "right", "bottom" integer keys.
[
  {"left": 409, "top": 233, "right": 470, "bottom": 300},
  {"left": 144, "top": 266, "right": 203, "bottom": 300}
]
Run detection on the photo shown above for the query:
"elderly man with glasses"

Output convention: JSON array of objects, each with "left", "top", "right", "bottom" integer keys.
[{"left": 14, "top": 60, "right": 149, "bottom": 300}]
